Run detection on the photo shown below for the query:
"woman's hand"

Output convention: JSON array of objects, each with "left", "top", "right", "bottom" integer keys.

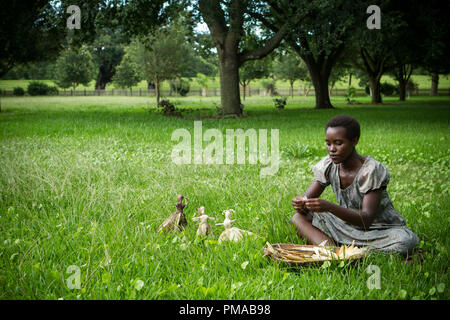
[
  {"left": 292, "top": 196, "right": 307, "bottom": 213},
  {"left": 304, "top": 198, "right": 332, "bottom": 213}
]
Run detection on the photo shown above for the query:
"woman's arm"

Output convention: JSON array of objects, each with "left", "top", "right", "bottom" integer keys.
[
  {"left": 305, "top": 181, "right": 327, "bottom": 199},
  {"left": 304, "top": 189, "right": 382, "bottom": 230}
]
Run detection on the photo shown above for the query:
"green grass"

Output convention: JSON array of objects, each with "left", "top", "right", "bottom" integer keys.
[
  {"left": 1, "top": 74, "right": 449, "bottom": 91},
  {"left": 0, "top": 95, "right": 449, "bottom": 300}
]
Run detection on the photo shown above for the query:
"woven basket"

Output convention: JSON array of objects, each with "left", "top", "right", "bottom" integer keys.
[{"left": 263, "top": 242, "right": 367, "bottom": 266}]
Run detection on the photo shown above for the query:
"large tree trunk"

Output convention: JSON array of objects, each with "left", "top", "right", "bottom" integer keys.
[
  {"left": 393, "top": 63, "right": 412, "bottom": 101},
  {"left": 358, "top": 47, "right": 388, "bottom": 104},
  {"left": 95, "top": 64, "right": 115, "bottom": 90},
  {"left": 240, "top": 82, "right": 246, "bottom": 101},
  {"left": 154, "top": 77, "right": 160, "bottom": 106},
  {"left": 430, "top": 72, "right": 439, "bottom": 96},
  {"left": 218, "top": 53, "right": 242, "bottom": 115},
  {"left": 199, "top": 0, "right": 291, "bottom": 116},
  {"left": 398, "top": 80, "right": 406, "bottom": 101},
  {"left": 306, "top": 62, "right": 333, "bottom": 109},
  {"left": 288, "top": 40, "right": 343, "bottom": 109},
  {"left": 368, "top": 76, "right": 382, "bottom": 104}
]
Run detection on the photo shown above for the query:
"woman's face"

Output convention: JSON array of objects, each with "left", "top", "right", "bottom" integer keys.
[{"left": 325, "top": 126, "right": 358, "bottom": 163}]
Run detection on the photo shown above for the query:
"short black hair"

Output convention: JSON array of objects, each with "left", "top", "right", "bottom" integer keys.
[{"left": 326, "top": 115, "right": 360, "bottom": 140}]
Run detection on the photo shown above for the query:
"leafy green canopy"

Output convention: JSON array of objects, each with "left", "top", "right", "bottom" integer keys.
[
  {"left": 112, "top": 54, "right": 140, "bottom": 89},
  {"left": 127, "top": 23, "right": 190, "bottom": 85},
  {"left": 0, "top": 1, "right": 63, "bottom": 77},
  {"left": 54, "top": 46, "right": 95, "bottom": 90}
]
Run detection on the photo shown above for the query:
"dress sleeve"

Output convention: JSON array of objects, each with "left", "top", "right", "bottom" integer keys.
[
  {"left": 312, "top": 156, "right": 333, "bottom": 187},
  {"left": 358, "top": 160, "right": 390, "bottom": 194}
]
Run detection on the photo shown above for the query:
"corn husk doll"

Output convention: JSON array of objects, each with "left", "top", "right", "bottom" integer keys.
[
  {"left": 157, "top": 195, "right": 188, "bottom": 233},
  {"left": 192, "top": 206, "right": 215, "bottom": 236},
  {"left": 216, "top": 209, "right": 254, "bottom": 243}
]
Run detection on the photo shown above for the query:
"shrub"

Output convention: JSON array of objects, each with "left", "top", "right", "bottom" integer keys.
[
  {"left": 27, "top": 81, "right": 50, "bottom": 95},
  {"left": 273, "top": 97, "right": 287, "bottom": 109},
  {"left": 405, "top": 79, "right": 418, "bottom": 98},
  {"left": 346, "top": 86, "right": 360, "bottom": 104},
  {"left": 380, "top": 82, "right": 397, "bottom": 96},
  {"left": 406, "top": 79, "right": 418, "bottom": 92},
  {"left": 47, "top": 86, "right": 59, "bottom": 95},
  {"left": 261, "top": 79, "right": 276, "bottom": 96},
  {"left": 158, "top": 99, "right": 181, "bottom": 116},
  {"left": 282, "top": 143, "right": 314, "bottom": 159},
  {"left": 13, "top": 87, "right": 25, "bottom": 96},
  {"left": 26, "top": 81, "right": 58, "bottom": 96},
  {"left": 170, "top": 79, "right": 190, "bottom": 96},
  {"left": 347, "top": 86, "right": 355, "bottom": 97}
]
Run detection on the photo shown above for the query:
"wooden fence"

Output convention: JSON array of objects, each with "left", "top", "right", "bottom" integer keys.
[{"left": 1, "top": 87, "right": 449, "bottom": 97}]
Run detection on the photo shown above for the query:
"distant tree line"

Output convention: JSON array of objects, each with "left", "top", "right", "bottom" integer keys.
[{"left": 1, "top": 0, "right": 449, "bottom": 114}]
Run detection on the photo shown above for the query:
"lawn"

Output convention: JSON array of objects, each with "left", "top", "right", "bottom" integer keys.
[
  {"left": 0, "top": 95, "right": 448, "bottom": 300},
  {"left": 1, "top": 74, "right": 449, "bottom": 92}
]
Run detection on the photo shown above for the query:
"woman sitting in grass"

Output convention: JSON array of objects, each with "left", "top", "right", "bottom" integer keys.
[{"left": 291, "top": 114, "right": 419, "bottom": 255}]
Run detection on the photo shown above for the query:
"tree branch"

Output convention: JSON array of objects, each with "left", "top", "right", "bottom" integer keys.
[
  {"left": 198, "top": 0, "right": 227, "bottom": 48},
  {"left": 248, "top": 11, "right": 278, "bottom": 33},
  {"left": 238, "top": 22, "right": 289, "bottom": 66},
  {"left": 244, "top": 3, "right": 310, "bottom": 66},
  {"left": 360, "top": 47, "right": 375, "bottom": 76}
]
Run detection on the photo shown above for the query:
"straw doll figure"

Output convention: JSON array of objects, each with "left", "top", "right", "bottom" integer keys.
[
  {"left": 192, "top": 206, "right": 215, "bottom": 236},
  {"left": 157, "top": 195, "right": 188, "bottom": 233},
  {"left": 216, "top": 209, "right": 254, "bottom": 243}
]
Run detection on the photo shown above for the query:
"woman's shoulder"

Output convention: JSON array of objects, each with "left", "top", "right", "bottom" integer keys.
[
  {"left": 360, "top": 156, "right": 389, "bottom": 175},
  {"left": 358, "top": 155, "right": 390, "bottom": 193},
  {"left": 314, "top": 155, "right": 333, "bottom": 168},
  {"left": 312, "top": 155, "right": 334, "bottom": 186}
]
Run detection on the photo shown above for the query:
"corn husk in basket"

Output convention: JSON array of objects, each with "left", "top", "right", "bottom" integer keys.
[{"left": 263, "top": 241, "right": 368, "bottom": 265}]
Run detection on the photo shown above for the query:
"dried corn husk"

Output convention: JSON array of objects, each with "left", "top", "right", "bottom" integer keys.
[
  {"left": 263, "top": 241, "right": 368, "bottom": 265},
  {"left": 216, "top": 209, "right": 255, "bottom": 243},
  {"left": 157, "top": 195, "right": 188, "bottom": 233},
  {"left": 218, "top": 227, "right": 254, "bottom": 243},
  {"left": 192, "top": 207, "right": 215, "bottom": 236},
  {"left": 157, "top": 211, "right": 187, "bottom": 233}
]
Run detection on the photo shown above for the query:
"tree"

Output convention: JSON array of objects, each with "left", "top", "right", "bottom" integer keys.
[
  {"left": 112, "top": 53, "right": 140, "bottom": 90},
  {"left": 386, "top": 3, "right": 422, "bottom": 101},
  {"left": 239, "top": 57, "right": 271, "bottom": 100},
  {"left": 0, "top": 1, "right": 64, "bottom": 77},
  {"left": 53, "top": 0, "right": 186, "bottom": 92},
  {"left": 196, "top": 73, "right": 209, "bottom": 97},
  {"left": 192, "top": 31, "right": 219, "bottom": 76},
  {"left": 128, "top": 22, "right": 190, "bottom": 106},
  {"left": 252, "top": 0, "right": 361, "bottom": 109},
  {"left": 54, "top": 46, "right": 95, "bottom": 90},
  {"left": 1, "top": 0, "right": 188, "bottom": 79},
  {"left": 198, "top": 0, "right": 305, "bottom": 115},
  {"left": 273, "top": 50, "right": 308, "bottom": 98},
  {"left": 415, "top": 1, "right": 450, "bottom": 96},
  {"left": 351, "top": 1, "right": 422, "bottom": 104},
  {"left": 391, "top": 64, "right": 413, "bottom": 101},
  {"left": 90, "top": 29, "right": 126, "bottom": 90},
  {"left": 328, "top": 54, "right": 353, "bottom": 96},
  {"left": 2, "top": 60, "right": 55, "bottom": 80},
  {"left": 182, "top": 54, "right": 217, "bottom": 78},
  {"left": 351, "top": 13, "right": 391, "bottom": 103}
]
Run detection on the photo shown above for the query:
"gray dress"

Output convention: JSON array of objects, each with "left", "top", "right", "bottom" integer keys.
[{"left": 308, "top": 155, "right": 419, "bottom": 255}]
